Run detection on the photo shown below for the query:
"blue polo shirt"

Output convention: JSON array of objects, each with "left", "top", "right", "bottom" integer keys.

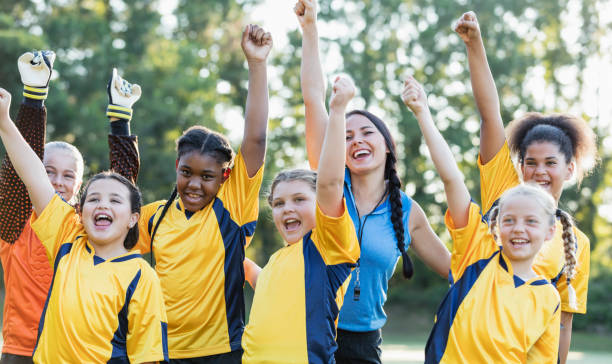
[{"left": 338, "top": 169, "right": 412, "bottom": 331}]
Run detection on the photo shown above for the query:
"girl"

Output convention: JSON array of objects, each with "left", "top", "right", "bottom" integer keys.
[
  {"left": 454, "top": 12, "right": 597, "bottom": 363},
  {"left": 403, "top": 76, "right": 563, "bottom": 364},
  {"left": 0, "top": 52, "right": 141, "bottom": 363},
  {"left": 295, "top": 1, "right": 450, "bottom": 361},
  {"left": 133, "top": 24, "right": 271, "bottom": 362},
  {"left": 0, "top": 87, "right": 168, "bottom": 363},
  {"left": 242, "top": 75, "right": 360, "bottom": 363}
]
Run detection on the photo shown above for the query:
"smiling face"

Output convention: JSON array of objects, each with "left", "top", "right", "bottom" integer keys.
[
  {"left": 43, "top": 148, "right": 82, "bottom": 203},
  {"left": 521, "top": 141, "right": 574, "bottom": 203},
  {"left": 176, "top": 151, "right": 228, "bottom": 212},
  {"left": 80, "top": 178, "right": 139, "bottom": 249},
  {"left": 345, "top": 114, "right": 389, "bottom": 176},
  {"left": 498, "top": 195, "right": 555, "bottom": 265},
  {"left": 270, "top": 180, "right": 317, "bottom": 244}
]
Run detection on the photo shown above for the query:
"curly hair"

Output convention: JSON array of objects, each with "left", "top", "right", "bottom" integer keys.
[{"left": 506, "top": 112, "right": 598, "bottom": 184}]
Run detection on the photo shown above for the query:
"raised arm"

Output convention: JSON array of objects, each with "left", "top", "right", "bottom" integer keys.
[
  {"left": 316, "top": 76, "right": 354, "bottom": 217},
  {"left": 296, "top": 0, "right": 328, "bottom": 170},
  {"left": 455, "top": 11, "right": 505, "bottom": 164},
  {"left": 402, "top": 76, "right": 470, "bottom": 228},
  {"left": 0, "top": 51, "right": 53, "bottom": 243},
  {"left": 106, "top": 68, "right": 141, "bottom": 184},
  {"left": 240, "top": 24, "right": 272, "bottom": 177},
  {"left": 0, "top": 89, "right": 54, "bottom": 216}
]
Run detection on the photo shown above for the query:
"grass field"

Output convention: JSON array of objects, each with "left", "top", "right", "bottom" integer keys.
[{"left": 381, "top": 306, "right": 612, "bottom": 364}]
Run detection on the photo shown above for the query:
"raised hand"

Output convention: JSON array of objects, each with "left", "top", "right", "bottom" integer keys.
[
  {"left": 241, "top": 24, "right": 273, "bottom": 64},
  {"left": 454, "top": 11, "right": 481, "bottom": 44},
  {"left": 0, "top": 88, "right": 12, "bottom": 126},
  {"left": 108, "top": 67, "right": 142, "bottom": 106},
  {"left": 329, "top": 75, "right": 355, "bottom": 112},
  {"left": 294, "top": 0, "right": 317, "bottom": 29},
  {"left": 17, "top": 50, "right": 55, "bottom": 88},
  {"left": 402, "top": 76, "right": 428, "bottom": 116}
]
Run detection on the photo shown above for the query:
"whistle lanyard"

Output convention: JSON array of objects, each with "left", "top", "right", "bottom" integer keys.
[{"left": 353, "top": 187, "right": 388, "bottom": 301}]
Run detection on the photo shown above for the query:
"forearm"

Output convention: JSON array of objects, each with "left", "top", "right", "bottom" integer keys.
[
  {"left": 301, "top": 26, "right": 328, "bottom": 170},
  {"left": 0, "top": 120, "right": 54, "bottom": 215},
  {"left": 241, "top": 61, "right": 269, "bottom": 175},
  {"left": 414, "top": 109, "right": 470, "bottom": 225},
  {"left": 465, "top": 40, "right": 505, "bottom": 162},
  {"left": 0, "top": 102, "right": 46, "bottom": 242},
  {"left": 244, "top": 257, "right": 262, "bottom": 290},
  {"left": 316, "top": 107, "right": 345, "bottom": 217},
  {"left": 558, "top": 312, "right": 573, "bottom": 364}
]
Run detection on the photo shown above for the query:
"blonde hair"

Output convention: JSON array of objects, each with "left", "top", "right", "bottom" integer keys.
[
  {"left": 488, "top": 184, "right": 578, "bottom": 308},
  {"left": 44, "top": 141, "right": 84, "bottom": 181}
]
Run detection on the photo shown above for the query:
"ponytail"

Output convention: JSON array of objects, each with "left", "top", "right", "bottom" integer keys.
[
  {"left": 556, "top": 208, "right": 578, "bottom": 310},
  {"left": 388, "top": 167, "right": 413, "bottom": 279},
  {"left": 149, "top": 186, "right": 178, "bottom": 266}
]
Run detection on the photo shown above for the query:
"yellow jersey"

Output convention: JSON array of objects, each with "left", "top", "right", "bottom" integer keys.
[
  {"left": 425, "top": 202, "right": 560, "bottom": 364},
  {"left": 31, "top": 194, "right": 168, "bottom": 363},
  {"left": 242, "top": 202, "right": 360, "bottom": 363},
  {"left": 478, "top": 142, "right": 590, "bottom": 313},
  {"left": 136, "top": 150, "right": 263, "bottom": 358}
]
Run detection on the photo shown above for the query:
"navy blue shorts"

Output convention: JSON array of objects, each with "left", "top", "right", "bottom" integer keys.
[{"left": 335, "top": 328, "right": 382, "bottom": 364}]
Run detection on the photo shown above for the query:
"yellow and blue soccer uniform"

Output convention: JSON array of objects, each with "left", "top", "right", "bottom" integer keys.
[
  {"left": 242, "top": 202, "right": 360, "bottom": 363},
  {"left": 478, "top": 142, "right": 590, "bottom": 313},
  {"left": 30, "top": 194, "right": 168, "bottom": 363},
  {"left": 425, "top": 202, "right": 561, "bottom": 364},
  {"left": 136, "top": 150, "right": 263, "bottom": 358}
]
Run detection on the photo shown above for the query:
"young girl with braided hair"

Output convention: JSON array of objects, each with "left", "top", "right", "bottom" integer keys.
[
  {"left": 0, "top": 51, "right": 142, "bottom": 363},
  {"left": 403, "top": 75, "right": 563, "bottom": 364},
  {"left": 295, "top": 1, "right": 450, "bottom": 361},
  {"left": 454, "top": 11, "right": 597, "bottom": 363},
  {"left": 132, "top": 24, "right": 271, "bottom": 362}
]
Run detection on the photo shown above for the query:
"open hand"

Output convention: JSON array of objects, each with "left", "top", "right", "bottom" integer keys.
[
  {"left": 17, "top": 50, "right": 55, "bottom": 87},
  {"left": 329, "top": 75, "right": 355, "bottom": 111},
  {"left": 402, "top": 76, "right": 428, "bottom": 116},
  {"left": 294, "top": 0, "right": 317, "bottom": 29},
  {"left": 454, "top": 11, "right": 481, "bottom": 44},
  {"left": 241, "top": 24, "right": 273, "bottom": 64}
]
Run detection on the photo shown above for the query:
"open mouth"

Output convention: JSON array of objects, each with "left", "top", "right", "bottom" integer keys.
[
  {"left": 284, "top": 218, "right": 301, "bottom": 232},
  {"left": 509, "top": 238, "right": 529, "bottom": 248},
  {"left": 94, "top": 213, "right": 113, "bottom": 228},
  {"left": 352, "top": 149, "right": 371, "bottom": 160},
  {"left": 535, "top": 180, "right": 550, "bottom": 188},
  {"left": 183, "top": 192, "right": 204, "bottom": 204}
]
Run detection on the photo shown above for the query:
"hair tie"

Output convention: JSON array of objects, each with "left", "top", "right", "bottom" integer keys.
[{"left": 555, "top": 208, "right": 562, "bottom": 218}]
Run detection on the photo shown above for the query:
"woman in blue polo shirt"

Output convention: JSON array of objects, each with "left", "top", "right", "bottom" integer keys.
[{"left": 295, "top": 1, "right": 451, "bottom": 361}]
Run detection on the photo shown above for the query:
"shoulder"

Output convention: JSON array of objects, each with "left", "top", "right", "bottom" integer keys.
[{"left": 572, "top": 225, "right": 590, "bottom": 247}]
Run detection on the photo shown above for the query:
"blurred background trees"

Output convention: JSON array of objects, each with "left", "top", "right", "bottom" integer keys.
[{"left": 0, "top": 0, "right": 611, "bottom": 332}]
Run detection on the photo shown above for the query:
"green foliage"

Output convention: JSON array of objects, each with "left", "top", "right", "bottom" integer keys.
[{"left": 0, "top": 0, "right": 610, "bottom": 332}]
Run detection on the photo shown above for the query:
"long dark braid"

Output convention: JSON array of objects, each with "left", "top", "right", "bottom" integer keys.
[
  {"left": 388, "top": 165, "right": 413, "bottom": 278},
  {"left": 149, "top": 186, "right": 178, "bottom": 266},
  {"left": 347, "top": 109, "right": 413, "bottom": 279}
]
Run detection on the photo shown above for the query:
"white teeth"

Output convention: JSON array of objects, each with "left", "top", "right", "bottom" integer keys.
[
  {"left": 511, "top": 238, "right": 528, "bottom": 244},
  {"left": 285, "top": 219, "right": 298, "bottom": 224},
  {"left": 95, "top": 214, "right": 112, "bottom": 222},
  {"left": 353, "top": 150, "right": 370, "bottom": 158}
]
